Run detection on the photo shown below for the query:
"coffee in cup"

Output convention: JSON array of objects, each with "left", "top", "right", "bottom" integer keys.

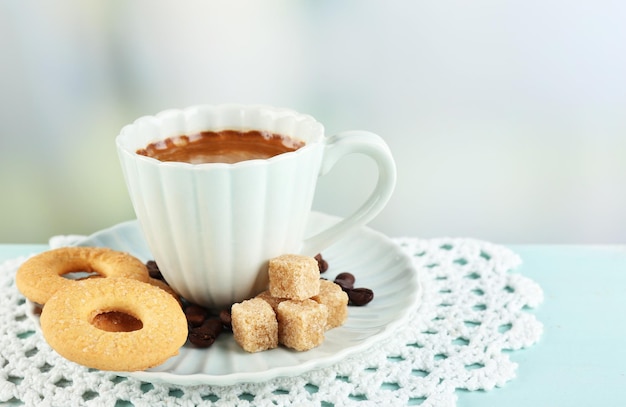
[{"left": 136, "top": 130, "right": 305, "bottom": 164}]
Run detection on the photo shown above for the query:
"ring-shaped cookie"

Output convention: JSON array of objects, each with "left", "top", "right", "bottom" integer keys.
[
  {"left": 40, "top": 277, "right": 188, "bottom": 371},
  {"left": 16, "top": 247, "right": 150, "bottom": 305}
]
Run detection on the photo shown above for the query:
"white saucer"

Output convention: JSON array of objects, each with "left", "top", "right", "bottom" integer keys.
[{"left": 28, "top": 212, "right": 421, "bottom": 386}]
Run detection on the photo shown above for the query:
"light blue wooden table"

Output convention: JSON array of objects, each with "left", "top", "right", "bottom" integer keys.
[{"left": 2, "top": 244, "right": 625, "bottom": 406}]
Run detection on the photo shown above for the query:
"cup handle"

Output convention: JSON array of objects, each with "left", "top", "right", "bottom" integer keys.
[{"left": 300, "top": 130, "right": 397, "bottom": 256}]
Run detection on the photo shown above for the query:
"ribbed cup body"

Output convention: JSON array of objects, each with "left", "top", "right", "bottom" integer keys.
[{"left": 116, "top": 105, "right": 325, "bottom": 308}]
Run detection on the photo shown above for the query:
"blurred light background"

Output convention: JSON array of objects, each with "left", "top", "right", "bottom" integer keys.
[{"left": 1, "top": 0, "right": 625, "bottom": 244}]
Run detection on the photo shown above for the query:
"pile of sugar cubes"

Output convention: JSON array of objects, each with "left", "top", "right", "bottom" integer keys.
[{"left": 231, "top": 254, "right": 349, "bottom": 352}]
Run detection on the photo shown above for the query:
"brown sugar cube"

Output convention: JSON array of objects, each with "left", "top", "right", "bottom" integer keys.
[
  {"left": 268, "top": 254, "right": 320, "bottom": 300},
  {"left": 256, "top": 290, "right": 287, "bottom": 312},
  {"left": 312, "top": 279, "right": 349, "bottom": 330},
  {"left": 277, "top": 299, "right": 328, "bottom": 351},
  {"left": 231, "top": 298, "right": 278, "bottom": 353}
]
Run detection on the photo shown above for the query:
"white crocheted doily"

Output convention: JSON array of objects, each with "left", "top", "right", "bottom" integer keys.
[{"left": 0, "top": 237, "right": 543, "bottom": 407}]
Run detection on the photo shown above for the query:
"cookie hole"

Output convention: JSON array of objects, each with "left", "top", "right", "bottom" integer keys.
[
  {"left": 62, "top": 270, "right": 102, "bottom": 280},
  {"left": 91, "top": 311, "right": 143, "bottom": 332}
]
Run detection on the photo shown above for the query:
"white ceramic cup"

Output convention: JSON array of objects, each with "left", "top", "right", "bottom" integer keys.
[{"left": 116, "top": 104, "right": 396, "bottom": 308}]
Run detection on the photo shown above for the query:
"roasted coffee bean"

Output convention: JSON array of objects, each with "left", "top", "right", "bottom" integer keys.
[
  {"left": 334, "top": 279, "right": 353, "bottom": 291},
  {"left": 314, "top": 253, "right": 329, "bottom": 273},
  {"left": 184, "top": 304, "right": 208, "bottom": 327},
  {"left": 333, "top": 272, "right": 355, "bottom": 291},
  {"left": 219, "top": 309, "right": 232, "bottom": 330},
  {"left": 146, "top": 260, "right": 164, "bottom": 280},
  {"left": 188, "top": 318, "right": 223, "bottom": 348},
  {"left": 347, "top": 287, "right": 374, "bottom": 306}
]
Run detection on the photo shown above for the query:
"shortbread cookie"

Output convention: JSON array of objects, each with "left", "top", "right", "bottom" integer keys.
[
  {"left": 40, "top": 277, "right": 187, "bottom": 371},
  {"left": 16, "top": 247, "right": 150, "bottom": 305}
]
